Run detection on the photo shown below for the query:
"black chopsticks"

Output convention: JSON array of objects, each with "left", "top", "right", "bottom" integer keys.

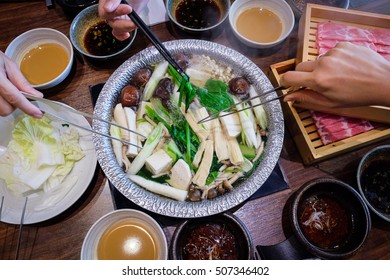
[{"left": 120, "top": 0, "right": 188, "bottom": 80}]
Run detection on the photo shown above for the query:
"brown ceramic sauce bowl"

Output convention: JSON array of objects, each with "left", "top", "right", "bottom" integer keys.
[{"left": 170, "top": 212, "right": 254, "bottom": 260}]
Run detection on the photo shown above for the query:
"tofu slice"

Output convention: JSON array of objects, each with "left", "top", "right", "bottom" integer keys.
[
  {"left": 145, "top": 149, "right": 173, "bottom": 175},
  {"left": 167, "top": 159, "right": 192, "bottom": 191}
]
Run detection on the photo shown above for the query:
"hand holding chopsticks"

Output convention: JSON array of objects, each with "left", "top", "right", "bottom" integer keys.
[{"left": 120, "top": 0, "right": 188, "bottom": 81}]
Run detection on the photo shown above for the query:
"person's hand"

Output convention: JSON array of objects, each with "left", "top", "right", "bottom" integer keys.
[
  {"left": 280, "top": 42, "right": 390, "bottom": 108},
  {"left": 0, "top": 51, "right": 43, "bottom": 118},
  {"left": 98, "top": 0, "right": 149, "bottom": 40}
]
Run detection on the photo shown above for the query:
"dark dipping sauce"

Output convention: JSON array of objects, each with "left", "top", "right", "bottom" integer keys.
[
  {"left": 298, "top": 194, "right": 351, "bottom": 249},
  {"left": 175, "top": 0, "right": 221, "bottom": 29},
  {"left": 84, "top": 21, "right": 131, "bottom": 56},
  {"left": 361, "top": 160, "right": 390, "bottom": 214},
  {"left": 182, "top": 223, "right": 238, "bottom": 260}
]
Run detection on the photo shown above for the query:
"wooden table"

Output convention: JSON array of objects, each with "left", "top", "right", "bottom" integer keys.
[{"left": 0, "top": 0, "right": 389, "bottom": 260}]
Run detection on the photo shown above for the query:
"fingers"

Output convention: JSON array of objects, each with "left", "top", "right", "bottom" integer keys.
[
  {"left": 0, "top": 95, "right": 15, "bottom": 117},
  {"left": 101, "top": 0, "right": 118, "bottom": 13},
  {"left": 99, "top": 0, "right": 135, "bottom": 41},
  {"left": 99, "top": 0, "right": 132, "bottom": 20},
  {"left": 295, "top": 60, "right": 317, "bottom": 72},
  {"left": 4, "top": 55, "right": 43, "bottom": 98},
  {"left": 0, "top": 56, "right": 43, "bottom": 118},
  {"left": 107, "top": 15, "right": 136, "bottom": 35},
  {"left": 112, "top": 29, "right": 131, "bottom": 41},
  {"left": 0, "top": 81, "right": 43, "bottom": 118},
  {"left": 280, "top": 60, "right": 317, "bottom": 88},
  {"left": 283, "top": 88, "right": 337, "bottom": 109}
]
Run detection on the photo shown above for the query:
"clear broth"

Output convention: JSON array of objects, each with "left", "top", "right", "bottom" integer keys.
[
  {"left": 20, "top": 43, "right": 69, "bottom": 85},
  {"left": 97, "top": 221, "right": 158, "bottom": 260},
  {"left": 235, "top": 7, "right": 283, "bottom": 43}
]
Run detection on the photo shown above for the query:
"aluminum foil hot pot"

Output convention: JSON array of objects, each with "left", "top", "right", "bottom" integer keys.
[{"left": 92, "top": 40, "right": 284, "bottom": 218}]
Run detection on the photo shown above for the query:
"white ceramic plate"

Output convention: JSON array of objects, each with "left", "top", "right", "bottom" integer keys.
[{"left": 0, "top": 101, "right": 97, "bottom": 224}]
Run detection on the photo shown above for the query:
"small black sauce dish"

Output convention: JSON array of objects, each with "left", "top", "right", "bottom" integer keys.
[
  {"left": 357, "top": 145, "right": 390, "bottom": 223},
  {"left": 290, "top": 177, "right": 371, "bottom": 259},
  {"left": 165, "top": 0, "right": 230, "bottom": 34},
  {"left": 170, "top": 212, "right": 254, "bottom": 260},
  {"left": 56, "top": 0, "right": 98, "bottom": 17}
]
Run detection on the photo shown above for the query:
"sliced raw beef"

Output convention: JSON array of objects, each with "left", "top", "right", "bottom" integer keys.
[
  {"left": 370, "top": 28, "right": 390, "bottom": 46},
  {"left": 317, "top": 39, "right": 377, "bottom": 55},
  {"left": 311, "top": 111, "right": 374, "bottom": 145},
  {"left": 317, "top": 22, "right": 376, "bottom": 43},
  {"left": 376, "top": 44, "right": 390, "bottom": 54},
  {"left": 316, "top": 22, "right": 390, "bottom": 56}
]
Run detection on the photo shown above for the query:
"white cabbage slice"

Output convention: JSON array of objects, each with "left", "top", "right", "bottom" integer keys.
[{"left": 0, "top": 115, "right": 84, "bottom": 196}]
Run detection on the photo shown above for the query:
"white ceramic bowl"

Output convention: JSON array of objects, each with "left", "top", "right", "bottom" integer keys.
[
  {"left": 5, "top": 28, "right": 73, "bottom": 90},
  {"left": 81, "top": 209, "right": 168, "bottom": 260},
  {"left": 70, "top": 4, "right": 136, "bottom": 60},
  {"left": 229, "top": 0, "right": 295, "bottom": 48}
]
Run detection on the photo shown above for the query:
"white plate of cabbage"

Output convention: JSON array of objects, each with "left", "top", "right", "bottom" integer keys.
[{"left": 0, "top": 101, "right": 96, "bottom": 224}]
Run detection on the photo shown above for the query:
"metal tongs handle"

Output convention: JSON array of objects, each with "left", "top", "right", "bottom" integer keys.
[
  {"left": 121, "top": 0, "right": 188, "bottom": 80},
  {"left": 198, "top": 86, "right": 303, "bottom": 124},
  {"left": 15, "top": 196, "right": 28, "bottom": 260},
  {"left": 20, "top": 92, "right": 145, "bottom": 148}
]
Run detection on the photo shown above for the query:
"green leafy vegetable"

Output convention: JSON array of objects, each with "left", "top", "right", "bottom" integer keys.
[
  {"left": 197, "top": 79, "right": 234, "bottom": 114},
  {"left": 167, "top": 65, "right": 196, "bottom": 112},
  {"left": 143, "top": 61, "right": 169, "bottom": 101}
]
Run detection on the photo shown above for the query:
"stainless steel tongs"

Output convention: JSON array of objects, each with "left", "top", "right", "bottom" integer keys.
[
  {"left": 20, "top": 92, "right": 146, "bottom": 148},
  {"left": 197, "top": 86, "right": 303, "bottom": 124}
]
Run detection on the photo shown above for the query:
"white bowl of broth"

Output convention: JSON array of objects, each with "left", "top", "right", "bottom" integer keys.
[
  {"left": 81, "top": 209, "right": 168, "bottom": 260},
  {"left": 5, "top": 28, "right": 73, "bottom": 90},
  {"left": 229, "top": 0, "right": 294, "bottom": 48}
]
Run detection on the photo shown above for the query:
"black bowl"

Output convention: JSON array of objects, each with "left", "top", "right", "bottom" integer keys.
[
  {"left": 290, "top": 177, "right": 371, "bottom": 259},
  {"left": 166, "top": 0, "right": 230, "bottom": 34},
  {"left": 170, "top": 212, "right": 254, "bottom": 260},
  {"left": 357, "top": 145, "right": 390, "bottom": 222},
  {"left": 56, "top": 0, "right": 98, "bottom": 17}
]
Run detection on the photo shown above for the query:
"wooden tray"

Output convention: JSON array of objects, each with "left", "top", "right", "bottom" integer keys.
[
  {"left": 296, "top": 3, "right": 390, "bottom": 63},
  {"left": 269, "top": 58, "right": 390, "bottom": 165}
]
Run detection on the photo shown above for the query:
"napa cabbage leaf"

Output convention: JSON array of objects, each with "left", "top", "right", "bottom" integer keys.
[{"left": 0, "top": 115, "right": 84, "bottom": 196}]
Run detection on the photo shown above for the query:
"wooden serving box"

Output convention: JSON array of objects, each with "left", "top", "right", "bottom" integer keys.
[
  {"left": 270, "top": 58, "right": 390, "bottom": 165},
  {"left": 268, "top": 4, "right": 390, "bottom": 165},
  {"left": 294, "top": 4, "right": 390, "bottom": 123},
  {"left": 296, "top": 3, "right": 390, "bottom": 63}
]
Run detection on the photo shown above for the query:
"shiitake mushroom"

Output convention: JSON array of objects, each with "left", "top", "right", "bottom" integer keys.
[
  {"left": 120, "top": 84, "right": 140, "bottom": 107},
  {"left": 130, "top": 67, "right": 152, "bottom": 88},
  {"left": 153, "top": 77, "right": 173, "bottom": 108},
  {"left": 174, "top": 53, "right": 190, "bottom": 70},
  {"left": 228, "top": 77, "right": 250, "bottom": 99}
]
